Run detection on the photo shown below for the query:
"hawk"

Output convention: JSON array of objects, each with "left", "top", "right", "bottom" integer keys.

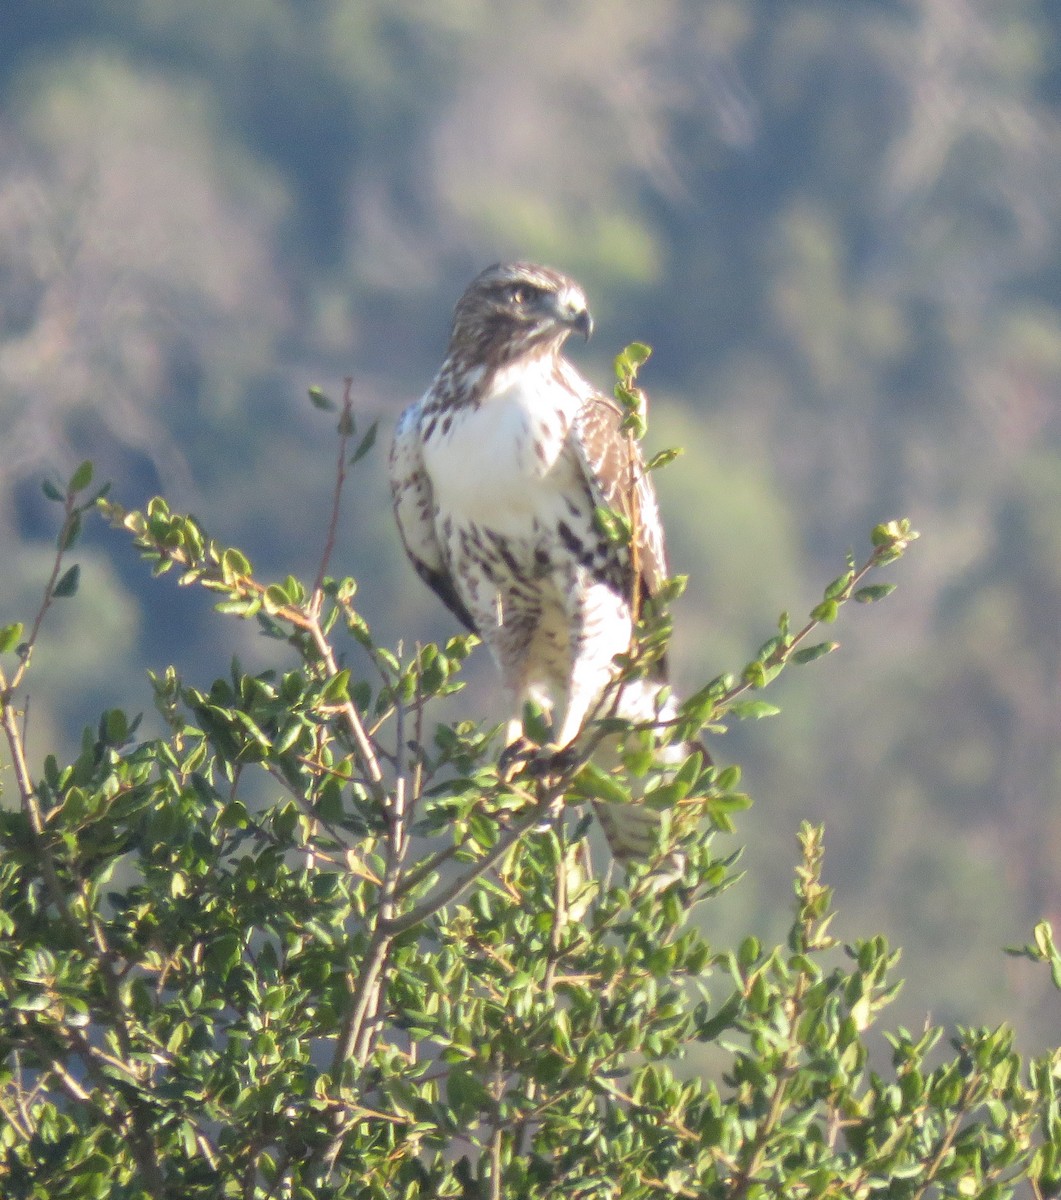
[{"left": 390, "top": 262, "right": 691, "bottom": 864}]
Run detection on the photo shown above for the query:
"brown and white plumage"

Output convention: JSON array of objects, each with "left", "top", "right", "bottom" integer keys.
[{"left": 390, "top": 262, "right": 685, "bottom": 864}]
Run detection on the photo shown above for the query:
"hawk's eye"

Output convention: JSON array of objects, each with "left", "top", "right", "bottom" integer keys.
[{"left": 508, "top": 283, "right": 542, "bottom": 307}]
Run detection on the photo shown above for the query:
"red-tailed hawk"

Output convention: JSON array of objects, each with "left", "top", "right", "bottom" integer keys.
[{"left": 390, "top": 262, "right": 688, "bottom": 864}]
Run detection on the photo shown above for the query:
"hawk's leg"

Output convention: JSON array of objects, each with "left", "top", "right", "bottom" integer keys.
[{"left": 553, "top": 581, "right": 633, "bottom": 749}]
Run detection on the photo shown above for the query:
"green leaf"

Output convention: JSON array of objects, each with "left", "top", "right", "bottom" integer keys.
[
  {"left": 756, "top": 635, "right": 788, "bottom": 662},
  {"left": 308, "top": 386, "right": 335, "bottom": 410},
  {"left": 791, "top": 641, "right": 840, "bottom": 665},
  {"left": 725, "top": 699, "right": 780, "bottom": 720},
  {"left": 575, "top": 762, "right": 631, "bottom": 806},
  {"left": 679, "top": 688, "right": 715, "bottom": 724},
  {"left": 871, "top": 518, "right": 920, "bottom": 557},
  {"left": 41, "top": 478, "right": 64, "bottom": 502},
  {"left": 714, "top": 792, "right": 752, "bottom": 812},
  {"left": 620, "top": 409, "right": 647, "bottom": 438},
  {"left": 1033, "top": 920, "right": 1056, "bottom": 959},
  {"left": 214, "top": 597, "right": 262, "bottom": 617},
  {"left": 322, "top": 669, "right": 351, "bottom": 703},
  {"left": 231, "top": 710, "right": 271, "bottom": 747},
  {"left": 854, "top": 583, "right": 897, "bottom": 604},
  {"left": 715, "top": 764, "right": 741, "bottom": 790},
  {"left": 103, "top": 709, "right": 128, "bottom": 744},
  {"left": 0, "top": 622, "right": 24, "bottom": 652},
  {"left": 652, "top": 574, "right": 687, "bottom": 604},
  {"left": 221, "top": 547, "right": 252, "bottom": 581},
  {"left": 742, "top": 661, "right": 766, "bottom": 689},
  {"left": 69, "top": 460, "right": 94, "bottom": 493},
  {"left": 823, "top": 570, "right": 853, "bottom": 601},
  {"left": 350, "top": 420, "right": 379, "bottom": 465},
  {"left": 614, "top": 341, "right": 652, "bottom": 381},
  {"left": 810, "top": 598, "right": 839, "bottom": 623},
  {"left": 645, "top": 447, "right": 683, "bottom": 472},
  {"left": 594, "top": 506, "right": 632, "bottom": 545},
  {"left": 697, "top": 992, "right": 741, "bottom": 1040},
  {"left": 263, "top": 584, "right": 290, "bottom": 613},
  {"left": 53, "top": 564, "right": 80, "bottom": 598},
  {"left": 446, "top": 1066, "right": 490, "bottom": 1117}
]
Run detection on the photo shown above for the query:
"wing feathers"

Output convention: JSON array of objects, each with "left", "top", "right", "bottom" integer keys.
[
  {"left": 389, "top": 405, "right": 479, "bottom": 634},
  {"left": 570, "top": 384, "right": 669, "bottom": 605}
]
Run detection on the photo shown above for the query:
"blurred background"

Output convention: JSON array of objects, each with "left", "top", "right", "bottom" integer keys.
[{"left": 1, "top": 0, "right": 1059, "bottom": 1049}]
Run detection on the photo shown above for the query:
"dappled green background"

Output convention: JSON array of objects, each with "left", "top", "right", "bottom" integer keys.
[{"left": 1, "top": 0, "right": 1060, "bottom": 1048}]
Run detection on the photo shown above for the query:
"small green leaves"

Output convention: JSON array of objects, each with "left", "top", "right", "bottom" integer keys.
[
  {"left": 725, "top": 699, "right": 780, "bottom": 720},
  {"left": 1034, "top": 919, "right": 1058, "bottom": 961},
  {"left": 351, "top": 420, "right": 379, "bottom": 465},
  {"left": 823, "top": 570, "right": 854, "bottom": 601},
  {"left": 742, "top": 659, "right": 767, "bottom": 688},
  {"left": 321, "top": 668, "right": 351, "bottom": 704},
  {"left": 69, "top": 460, "right": 94, "bottom": 493},
  {"left": 0, "top": 473, "right": 1051, "bottom": 1200},
  {"left": 854, "top": 583, "right": 897, "bottom": 603},
  {"left": 791, "top": 641, "right": 839, "bottom": 665},
  {"left": 1007, "top": 920, "right": 1061, "bottom": 990},
  {"left": 53, "top": 564, "right": 80, "bottom": 598},
  {"left": 593, "top": 505, "right": 632, "bottom": 545},
  {"left": 613, "top": 342, "right": 652, "bottom": 437},
  {"left": 0, "top": 622, "right": 24, "bottom": 652},
  {"left": 573, "top": 761, "right": 631, "bottom": 806},
  {"left": 221, "top": 547, "right": 252, "bottom": 582},
  {"left": 871, "top": 517, "right": 920, "bottom": 563},
  {"left": 645, "top": 447, "right": 683, "bottom": 472},
  {"left": 308, "top": 385, "right": 336, "bottom": 410},
  {"left": 614, "top": 341, "right": 652, "bottom": 382}
]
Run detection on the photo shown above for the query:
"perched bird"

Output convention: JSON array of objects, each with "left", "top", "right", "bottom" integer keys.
[{"left": 390, "top": 262, "right": 691, "bottom": 864}]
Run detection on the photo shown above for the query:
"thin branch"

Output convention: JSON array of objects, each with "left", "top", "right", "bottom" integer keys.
[
  {"left": 488, "top": 1109, "right": 504, "bottom": 1200},
  {"left": 0, "top": 1092, "right": 32, "bottom": 1142},
  {"left": 312, "top": 376, "right": 354, "bottom": 601},
  {"left": 306, "top": 616, "right": 387, "bottom": 799},
  {"left": 2, "top": 652, "right": 166, "bottom": 1195},
  {"left": 393, "top": 779, "right": 543, "bottom": 900},
  {"left": 713, "top": 543, "right": 898, "bottom": 714},
  {"left": 0, "top": 703, "right": 90, "bottom": 951},
  {"left": 3, "top": 491, "right": 80, "bottom": 698},
  {"left": 725, "top": 972, "right": 810, "bottom": 1200},
  {"left": 315, "top": 678, "right": 416, "bottom": 1177},
  {"left": 380, "top": 800, "right": 553, "bottom": 936},
  {"left": 909, "top": 1074, "right": 986, "bottom": 1200}
]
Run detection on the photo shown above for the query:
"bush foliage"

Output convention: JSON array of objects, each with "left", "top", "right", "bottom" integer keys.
[{"left": 1, "top": 373, "right": 1058, "bottom": 1199}]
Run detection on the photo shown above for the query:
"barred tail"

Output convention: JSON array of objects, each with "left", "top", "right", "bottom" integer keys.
[{"left": 591, "top": 679, "right": 706, "bottom": 868}]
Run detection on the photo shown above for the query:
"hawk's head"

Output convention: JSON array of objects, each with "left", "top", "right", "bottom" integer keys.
[{"left": 447, "top": 262, "right": 593, "bottom": 371}]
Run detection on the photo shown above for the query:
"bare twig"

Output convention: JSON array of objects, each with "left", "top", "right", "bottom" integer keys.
[
  {"left": 312, "top": 376, "right": 355, "bottom": 602},
  {"left": 306, "top": 616, "right": 387, "bottom": 799},
  {"left": 3, "top": 491, "right": 80, "bottom": 698}
]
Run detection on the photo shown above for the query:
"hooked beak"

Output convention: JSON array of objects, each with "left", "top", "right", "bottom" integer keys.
[
  {"left": 545, "top": 288, "right": 593, "bottom": 341},
  {"left": 571, "top": 307, "right": 593, "bottom": 341}
]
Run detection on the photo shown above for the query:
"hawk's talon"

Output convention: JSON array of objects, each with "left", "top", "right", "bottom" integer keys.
[
  {"left": 498, "top": 736, "right": 536, "bottom": 780},
  {"left": 499, "top": 741, "right": 580, "bottom": 781},
  {"left": 525, "top": 744, "right": 580, "bottom": 779}
]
